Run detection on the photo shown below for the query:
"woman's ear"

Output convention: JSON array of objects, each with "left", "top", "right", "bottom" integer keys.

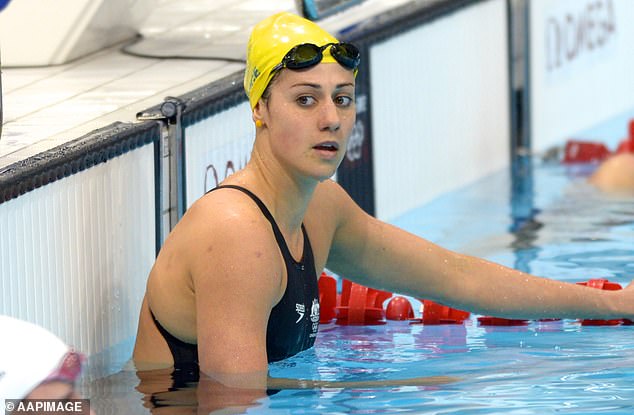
[{"left": 252, "top": 101, "right": 266, "bottom": 128}]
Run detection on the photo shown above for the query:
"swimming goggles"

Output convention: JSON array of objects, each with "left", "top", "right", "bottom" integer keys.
[{"left": 272, "top": 42, "right": 361, "bottom": 73}]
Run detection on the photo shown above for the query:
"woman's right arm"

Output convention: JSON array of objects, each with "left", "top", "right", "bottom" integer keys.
[{"left": 184, "top": 195, "right": 283, "bottom": 389}]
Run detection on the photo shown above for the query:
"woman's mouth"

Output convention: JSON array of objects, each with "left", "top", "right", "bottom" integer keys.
[{"left": 313, "top": 141, "right": 340, "bottom": 153}]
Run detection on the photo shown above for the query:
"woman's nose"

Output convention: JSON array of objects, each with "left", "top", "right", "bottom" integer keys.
[{"left": 319, "top": 100, "right": 341, "bottom": 132}]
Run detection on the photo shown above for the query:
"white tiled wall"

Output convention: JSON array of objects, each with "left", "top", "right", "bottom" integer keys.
[{"left": 0, "top": 145, "right": 156, "bottom": 377}]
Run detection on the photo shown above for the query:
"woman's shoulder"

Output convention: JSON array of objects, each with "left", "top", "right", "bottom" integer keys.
[
  {"left": 172, "top": 187, "right": 276, "bottom": 249},
  {"left": 307, "top": 179, "right": 366, "bottom": 228},
  {"left": 313, "top": 179, "right": 351, "bottom": 203},
  {"left": 313, "top": 179, "right": 366, "bottom": 213},
  {"left": 186, "top": 186, "right": 265, "bottom": 221}
]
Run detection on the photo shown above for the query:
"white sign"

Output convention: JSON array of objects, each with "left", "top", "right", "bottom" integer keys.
[{"left": 529, "top": 0, "right": 634, "bottom": 151}]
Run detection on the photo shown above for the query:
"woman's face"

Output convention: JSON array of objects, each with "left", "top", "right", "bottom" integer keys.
[{"left": 256, "top": 62, "right": 356, "bottom": 182}]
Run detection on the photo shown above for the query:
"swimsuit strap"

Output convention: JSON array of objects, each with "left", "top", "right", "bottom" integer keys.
[{"left": 208, "top": 185, "right": 305, "bottom": 266}]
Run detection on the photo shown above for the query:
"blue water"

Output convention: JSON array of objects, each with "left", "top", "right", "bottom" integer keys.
[
  {"left": 83, "top": 158, "right": 634, "bottom": 414},
  {"left": 265, "top": 321, "right": 634, "bottom": 414}
]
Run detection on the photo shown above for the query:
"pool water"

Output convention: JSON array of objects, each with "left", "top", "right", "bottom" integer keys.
[{"left": 82, "top": 158, "right": 634, "bottom": 414}]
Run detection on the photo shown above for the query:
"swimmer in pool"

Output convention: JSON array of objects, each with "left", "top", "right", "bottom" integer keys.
[
  {"left": 0, "top": 315, "right": 95, "bottom": 414},
  {"left": 133, "top": 11, "right": 634, "bottom": 391},
  {"left": 589, "top": 152, "right": 634, "bottom": 194}
]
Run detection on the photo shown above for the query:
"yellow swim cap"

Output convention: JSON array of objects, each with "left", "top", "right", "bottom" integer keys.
[{"left": 244, "top": 12, "right": 339, "bottom": 109}]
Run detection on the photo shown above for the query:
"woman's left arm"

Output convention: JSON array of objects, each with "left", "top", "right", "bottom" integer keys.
[{"left": 324, "top": 181, "right": 634, "bottom": 321}]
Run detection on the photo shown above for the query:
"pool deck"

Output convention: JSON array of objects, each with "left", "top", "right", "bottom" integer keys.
[{"left": 0, "top": 0, "right": 410, "bottom": 170}]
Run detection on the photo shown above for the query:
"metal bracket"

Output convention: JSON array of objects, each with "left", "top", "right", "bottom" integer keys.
[{"left": 137, "top": 97, "right": 186, "bottom": 245}]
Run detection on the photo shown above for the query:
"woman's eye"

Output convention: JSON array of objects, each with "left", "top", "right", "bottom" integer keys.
[
  {"left": 335, "top": 95, "right": 353, "bottom": 107},
  {"left": 297, "top": 96, "right": 316, "bottom": 106}
]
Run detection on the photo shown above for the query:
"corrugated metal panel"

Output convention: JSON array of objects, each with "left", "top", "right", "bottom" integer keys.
[
  {"left": 0, "top": 145, "right": 155, "bottom": 376},
  {"left": 371, "top": 0, "right": 510, "bottom": 221}
]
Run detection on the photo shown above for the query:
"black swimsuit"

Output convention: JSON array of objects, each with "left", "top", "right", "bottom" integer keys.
[{"left": 151, "top": 185, "right": 319, "bottom": 369}]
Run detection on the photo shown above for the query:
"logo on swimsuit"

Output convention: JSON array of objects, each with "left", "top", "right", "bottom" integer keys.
[
  {"left": 295, "top": 303, "right": 305, "bottom": 323},
  {"left": 310, "top": 299, "right": 319, "bottom": 323},
  {"left": 310, "top": 298, "right": 320, "bottom": 336}
]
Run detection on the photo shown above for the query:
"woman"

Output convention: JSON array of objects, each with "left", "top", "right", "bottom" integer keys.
[
  {"left": 133, "top": 11, "right": 634, "bottom": 390},
  {"left": 0, "top": 315, "right": 94, "bottom": 414}
]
